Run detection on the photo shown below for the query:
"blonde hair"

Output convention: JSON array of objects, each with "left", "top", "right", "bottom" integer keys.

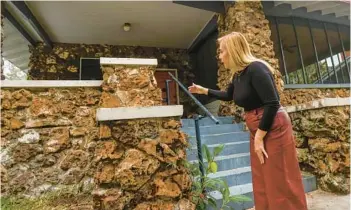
[{"left": 218, "top": 32, "right": 275, "bottom": 74}]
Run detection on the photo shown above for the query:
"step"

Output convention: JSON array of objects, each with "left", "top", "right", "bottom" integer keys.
[
  {"left": 181, "top": 116, "right": 234, "bottom": 127},
  {"left": 186, "top": 141, "right": 250, "bottom": 161},
  {"left": 207, "top": 167, "right": 252, "bottom": 187},
  {"left": 187, "top": 132, "right": 250, "bottom": 147},
  {"left": 207, "top": 175, "right": 317, "bottom": 210},
  {"left": 190, "top": 153, "right": 251, "bottom": 172},
  {"left": 181, "top": 123, "right": 245, "bottom": 135}
]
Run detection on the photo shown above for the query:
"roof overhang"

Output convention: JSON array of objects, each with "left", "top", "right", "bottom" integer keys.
[{"left": 262, "top": 1, "right": 350, "bottom": 26}]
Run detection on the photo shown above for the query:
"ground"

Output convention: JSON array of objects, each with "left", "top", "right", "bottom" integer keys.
[{"left": 246, "top": 189, "right": 350, "bottom": 210}]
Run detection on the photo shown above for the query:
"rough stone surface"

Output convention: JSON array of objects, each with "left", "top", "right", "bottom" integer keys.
[
  {"left": 281, "top": 89, "right": 350, "bottom": 106},
  {"left": 1, "top": 87, "right": 99, "bottom": 197},
  {"left": 28, "top": 42, "right": 196, "bottom": 116},
  {"left": 91, "top": 63, "right": 191, "bottom": 209},
  {"left": 292, "top": 106, "right": 350, "bottom": 194}
]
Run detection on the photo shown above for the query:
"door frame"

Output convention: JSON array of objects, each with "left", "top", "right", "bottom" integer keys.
[{"left": 155, "top": 68, "right": 180, "bottom": 105}]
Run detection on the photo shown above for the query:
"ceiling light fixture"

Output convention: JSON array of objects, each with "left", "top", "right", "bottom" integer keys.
[{"left": 123, "top": 23, "right": 131, "bottom": 32}]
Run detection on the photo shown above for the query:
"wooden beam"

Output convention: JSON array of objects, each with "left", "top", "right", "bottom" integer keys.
[
  {"left": 2, "top": 8, "right": 36, "bottom": 46},
  {"left": 10, "top": 1, "right": 53, "bottom": 49}
]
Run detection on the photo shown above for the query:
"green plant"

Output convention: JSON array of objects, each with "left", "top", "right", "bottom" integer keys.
[{"left": 183, "top": 144, "right": 251, "bottom": 210}]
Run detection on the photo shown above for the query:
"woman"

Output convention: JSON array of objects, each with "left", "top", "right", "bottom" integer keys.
[{"left": 188, "top": 32, "right": 307, "bottom": 210}]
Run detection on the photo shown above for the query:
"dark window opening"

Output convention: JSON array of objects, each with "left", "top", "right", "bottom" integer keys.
[{"left": 80, "top": 58, "right": 102, "bottom": 80}]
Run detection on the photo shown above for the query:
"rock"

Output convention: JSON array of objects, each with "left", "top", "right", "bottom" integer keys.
[
  {"left": 26, "top": 118, "right": 72, "bottom": 128},
  {"left": 137, "top": 139, "right": 158, "bottom": 157},
  {"left": 30, "top": 184, "right": 52, "bottom": 196},
  {"left": 29, "top": 97, "right": 55, "bottom": 117},
  {"left": 59, "top": 100, "right": 76, "bottom": 114},
  {"left": 44, "top": 127, "right": 70, "bottom": 153},
  {"left": 1, "top": 165, "right": 8, "bottom": 193},
  {"left": 99, "top": 92, "right": 122, "bottom": 108},
  {"left": 9, "top": 172, "right": 36, "bottom": 194},
  {"left": 162, "top": 119, "right": 181, "bottom": 129},
  {"left": 70, "top": 127, "right": 87, "bottom": 137},
  {"left": 159, "top": 129, "right": 179, "bottom": 144},
  {"left": 80, "top": 177, "right": 94, "bottom": 193},
  {"left": 73, "top": 115, "right": 95, "bottom": 128},
  {"left": 294, "top": 132, "right": 306, "bottom": 148},
  {"left": 309, "top": 138, "right": 342, "bottom": 153},
  {"left": 296, "top": 148, "right": 309, "bottom": 163},
  {"left": 320, "top": 174, "right": 350, "bottom": 194},
  {"left": 60, "top": 150, "right": 89, "bottom": 170},
  {"left": 173, "top": 173, "right": 192, "bottom": 191},
  {"left": 59, "top": 168, "right": 84, "bottom": 185},
  {"left": 115, "top": 149, "right": 160, "bottom": 190},
  {"left": 43, "top": 155, "right": 57, "bottom": 167},
  {"left": 99, "top": 124, "right": 111, "bottom": 139},
  {"left": 95, "top": 164, "right": 115, "bottom": 184},
  {"left": 12, "top": 143, "right": 43, "bottom": 162},
  {"left": 18, "top": 130, "right": 40, "bottom": 143},
  {"left": 92, "top": 188, "right": 134, "bottom": 210},
  {"left": 176, "top": 199, "right": 196, "bottom": 210},
  {"left": 134, "top": 202, "right": 175, "bottom": 210},
  {"left": 95, "top": 141, "right": 124, "bottom": 160},
  {"left": 154, "top": 177, "right": 181, "bottom": 198},
  {"left": 10, "top": 118, "right": 24, "bottom": 130}
]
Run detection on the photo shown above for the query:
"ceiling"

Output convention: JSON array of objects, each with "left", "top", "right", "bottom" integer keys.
[
  {"left": 2, "top": 18, "right": 31, "bottom": 72},
  {"left": 274, "top": 1, "right": 350, "bottom": 19},
  {"left": 25, "top": 1, "right": 215, "bottom": 49}
]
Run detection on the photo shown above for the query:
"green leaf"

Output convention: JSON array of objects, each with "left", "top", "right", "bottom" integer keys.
[
  {"left": 198, "top": 201, "right": 205, "bottom": 210},
  {"left": 223, "top": 185, "right": 230, "bottom": 202},
  {"left": 229, "top": 195, "right": 252, "bottom": 202},
  {"left": 208, "top": 197, "right": 217, "bottom": 208},
  {"left": 203, "top": 144, "right": 212, "bottom": 162},
  {"left": 209, "top": 161, "right": 218, "bottom": 173},
  {"left": 213, "top": 144, "right": 225, "bottom": 157}
]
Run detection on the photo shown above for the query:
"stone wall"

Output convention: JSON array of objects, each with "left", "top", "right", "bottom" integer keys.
[
  {"left": 28, "top": 42, "right": 196, "bottom": 115},
  {"left": 1, "top": 14, "right": 5, "bottom": 80},
  {"left": 93, "top": 60, "right": 194, "bottom": 209},
  {"left": 293, "top": 105, "right": 350, "bottom": 194},
  {"left": 281, "top": 88, "right": 350, "bottom": 106},
  {"left": 1, "top": 87, "right": 101, "bottom": 197},
  {"left": 1, "top": 59, "right": 194, "bottom": 209}
]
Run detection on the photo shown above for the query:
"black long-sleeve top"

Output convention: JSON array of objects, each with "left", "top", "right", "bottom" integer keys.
[{"left": 208, "top": 61, "right": 280, "bottom": 131}]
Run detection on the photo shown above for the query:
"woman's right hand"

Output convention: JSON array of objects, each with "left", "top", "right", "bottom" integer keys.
[{"left": 188, "top": 83, "right": 208, "bottom": 95}]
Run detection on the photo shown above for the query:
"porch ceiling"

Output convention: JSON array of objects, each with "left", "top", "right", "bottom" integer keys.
[{"left": 25, "top": 1, "right": 215, "bottom": 49}]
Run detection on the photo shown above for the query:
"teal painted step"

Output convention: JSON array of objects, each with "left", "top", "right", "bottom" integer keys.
[
  {"left": 187, "top": 141, "right": 250, "bottom": 161},
  {"left": 190, "top": 153, "right": 251, "bottom": 171},
  {"left": 181, "top": 116, "right": 234, "bottom": 127},
  {"left": 207, "top": 175, "right": 317, "bottom": 210},
  {"left": 187, "top": 132, "right": 250, "bottom": 146},
  {"left": 181, "top": 123, "right": 245, "bottom": 135}
]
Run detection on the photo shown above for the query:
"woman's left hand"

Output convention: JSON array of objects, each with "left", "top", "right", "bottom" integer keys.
[{"left": 254, "top": 134, "right": 268, "bottom": 164}]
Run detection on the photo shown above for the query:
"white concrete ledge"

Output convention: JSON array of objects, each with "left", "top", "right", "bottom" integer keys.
[
  {"left": 100, "top": 58, "right": 158, "bottom": 66},
  {"left": 285, "top": 97, "right": 350, "bottom": 113},
  {"left": 96, "top": 105, "right": 183, "bottom": 121},
  {"left": 0, "top": 80, "right": 103, "bottom": 88}
]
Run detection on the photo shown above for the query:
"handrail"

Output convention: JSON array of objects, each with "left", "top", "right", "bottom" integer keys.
[{"left": 168, "top": 72, "right": 220, "bottom": 124}]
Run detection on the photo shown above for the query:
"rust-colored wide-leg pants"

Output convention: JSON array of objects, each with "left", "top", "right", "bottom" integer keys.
[{"left": 245, "top": 107, "right": 307, "bottom": 210}]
